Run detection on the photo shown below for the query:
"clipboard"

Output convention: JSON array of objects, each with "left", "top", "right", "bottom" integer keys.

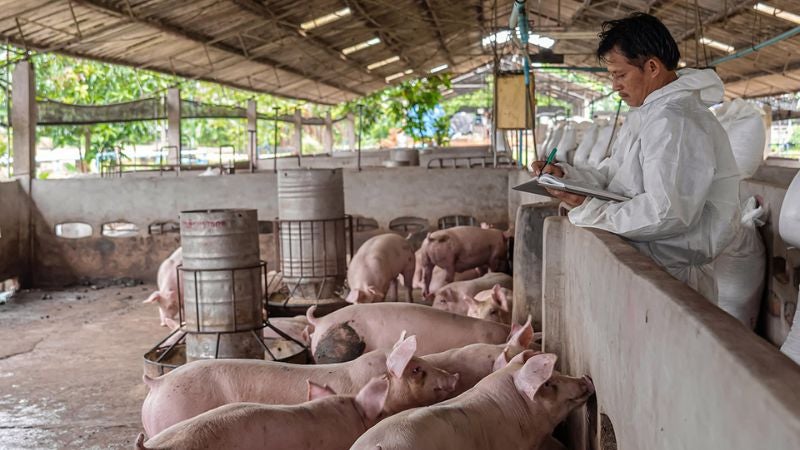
[{"left": 513, "top": 173, "right": 630, "bottom": 203}]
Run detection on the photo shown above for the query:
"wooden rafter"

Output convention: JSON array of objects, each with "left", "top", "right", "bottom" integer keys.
[
  {"left": 74, "top": 0, "right": 366, "bottom": 96},
  {"left": 231, "top": 0, "right": 383, "bottom": 84},
  {"left": 345, "top": 0, "right": 423, "bottom": 73},
  {"left": 416, "top": 0, "right": 457, "bottom": 67}
]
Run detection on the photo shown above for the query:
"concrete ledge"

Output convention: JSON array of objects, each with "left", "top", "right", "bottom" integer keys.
[{"left": 542, "top": 217, "right": 800, "bottom": 449}]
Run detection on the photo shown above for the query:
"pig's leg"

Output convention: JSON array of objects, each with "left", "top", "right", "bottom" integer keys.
[
  {"left": 423, "top": 261, "right": 435, "bottom": 298},
  {"left": 401, "top": 266, "right": 415, "bottom": 303},
  {"left": 391, "top": 278, "right": 399, "bottom": 302}
]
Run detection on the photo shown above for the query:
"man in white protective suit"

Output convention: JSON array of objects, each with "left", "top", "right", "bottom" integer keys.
[{"left": 532, "top": 13, "right": 740, "bottom": 300}]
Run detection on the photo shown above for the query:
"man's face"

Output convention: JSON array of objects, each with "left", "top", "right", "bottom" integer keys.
[{"left": 604, "top": 48, "right": 650, "bottom": 107}]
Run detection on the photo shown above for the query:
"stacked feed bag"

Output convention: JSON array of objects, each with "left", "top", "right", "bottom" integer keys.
[
  {"left": 780, "top": 171, "right": 800, "bottom": 364},
  {"left": 710, "top": 196, "right": 767, "bottom": 329},
  {"left": 540, "top": 122, "right": 564, "bottom": 160},
  {"left": 573, "top": 123, "right": 599, "bottom": 168},
  {"left": 588, "top": 123, "right": 616, "bottom": 167},
  {"left": 555, "top": 123, "right": 578, "bottom": 162},
  {"left": 712, "top": 99, "right": 766, "bottom": 179}
]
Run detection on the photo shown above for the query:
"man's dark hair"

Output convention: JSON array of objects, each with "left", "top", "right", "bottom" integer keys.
[{"left": 597, "top": 12, "right": 680, "bottom": 70}]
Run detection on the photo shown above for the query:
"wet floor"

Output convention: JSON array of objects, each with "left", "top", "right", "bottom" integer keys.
[{"left": 0, "top": 283, "right": 167, "bottom": 449}]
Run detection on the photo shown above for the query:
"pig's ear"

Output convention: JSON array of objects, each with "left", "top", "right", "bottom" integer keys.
[
  {"left": 507, "top": 316, "right": 534, "bottom": 348},
  {"left": 345, "top": 289, "right": 365, "bottom": 304},
  {"left": 300, "top": 326, "right": 311, "bottom": 345},
  {"left": 392, "top": 330, "right": 408, "bottom": 349},
  {"left": 355, "top": 376, "right": 390, "bottom": 421},
  {"left": 492, "top": 347, "right": 511, "bottom": 371},
  {"left": 367, "top": 286, "right": 384, "bottom": 301},
  {"left": 491, "top": 285, "right": 511, "bottom": 312},
  {"left": 507, "top": 349, "right": 537, "bottom": 366},
  {"left": 143, "top": 292, "right": 161, "bottom": 304},
  {"left": 387, "top": 335, "right": 417, "bottom": 378},
  {"left": 513, "top": 353, "right": 557, "bottom": 401},
  {"left": 307, "top": 381, "right": 337, "bottom": 401},
  {"left": 462, "top": 294, "right": 479, "bottom": 307},
  {"left": 163, "top": 317, "right": 180, "bottom": 331}
]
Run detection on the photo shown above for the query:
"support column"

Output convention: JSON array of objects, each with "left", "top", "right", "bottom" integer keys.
[
  {"left": 322, "top": 111, "right": 333, "bottom": 154},
  {"left": 11, "top": 60, "right": 36, "bottom": 287},
  {"left": 166, "top": 88, "right": 181, "bottom": 165},
  {"left": 762, "top": 103, "right": 772, "bottom": 158},
  {"left": 247, "top": 99, "right": 257, "bottom": 171},
  {"left": 12, "top": 61, "right": 36, "bottom": 183},
  {"left": 293, "top": 108, "right": 302, "bottom": 166},
  {"left": 344, "top": 112, "right": 356, "bottom": 151}
]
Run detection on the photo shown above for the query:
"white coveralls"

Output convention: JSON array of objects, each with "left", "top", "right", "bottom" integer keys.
[{"left": 561, "top": 69, "right": 741, "bottom": 299}]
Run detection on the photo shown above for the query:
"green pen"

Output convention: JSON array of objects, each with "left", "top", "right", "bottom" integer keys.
[{"left": 544, "top": 147, "right": 558, "bottom": 167}]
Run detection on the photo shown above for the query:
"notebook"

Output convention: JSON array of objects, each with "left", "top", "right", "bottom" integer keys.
[{"left": 512, "top": 173, "right": 630, "bottom": 203}]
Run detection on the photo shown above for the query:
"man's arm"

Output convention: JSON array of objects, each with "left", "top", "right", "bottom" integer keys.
[{"left": 567, "top": 113, "right": 715, "bottom": 241}]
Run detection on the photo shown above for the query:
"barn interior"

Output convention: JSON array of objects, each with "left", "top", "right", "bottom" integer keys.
[{"left": 1, "top": 0, "right": 800, "bottom": 449}]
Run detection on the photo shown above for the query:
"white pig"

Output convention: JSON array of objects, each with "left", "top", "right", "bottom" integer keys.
[
  {"left": 351, "top": 351, "right": 595, "bottom": 450},
  {"left": 140, "top": 334, "right": 458, "bottom": 436},
  {"left": 143, "top": 247, "right": 182, "bottom": 328},
  {"left": 136, "top": 377, "right": 390, "bottom": 450},
  {"left": 465, "top": 284, "right": 513, "bottom": 324},
  {"left": 432, "top": 272, "right": 513, "bottom": 315},
  {"left": 346, "top": 234, "right": 416, "bottom": 303}
]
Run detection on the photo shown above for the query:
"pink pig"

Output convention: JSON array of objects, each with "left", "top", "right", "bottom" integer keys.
[
  {"left": 351, "top": 351, "right": 595, "bottom": 450},
  {"left": 420, "top": 226, "right": 509, "bottom": 297},
  {"left": 466, "top": 284, "right": 514, "bottom": 324},
  {"left": 136, "top": 377, "right": 391, "bottom": 450},
  {"left": 411, "top": 249, "right": 481, "bottom": 294},
  {"left": 431, "top": 272, "right": 513, "bottom": 315},
  {"left": 346, "top": 234, "right": 416, "bottom": 303},
  {"left": 140, "top": 334, "right": 458, "bottom": 437},
  {"left": 306, "top": 302, "right": 514, "bottom": 363},
  {"left": 143, "top": 247, "right": 182, "bottom": 328}
]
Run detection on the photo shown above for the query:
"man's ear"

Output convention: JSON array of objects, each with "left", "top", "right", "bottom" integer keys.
[{"left": 646, "top": 58, "right": 660, "bottom": 77}]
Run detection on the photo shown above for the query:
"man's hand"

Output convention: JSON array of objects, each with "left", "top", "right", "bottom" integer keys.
[
  {"left": 529, "top": 161, "right": 565, "bottom": 178},
  {"left": 544, "top": 188, "right": 586, "bottom": 207}
]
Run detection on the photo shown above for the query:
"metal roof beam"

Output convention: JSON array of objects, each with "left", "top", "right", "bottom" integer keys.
[
  {"left": 674, "top": 0, "right": 754, "bottom": 42},
  {"left": 74, "top": 0, "right": 365, "bottom": 97},
  {"left": 416, "top": 0, "right": 456, "bottom": 67},
  {"left": 345, "top": 0, "right": 423, "bottom": 73}
]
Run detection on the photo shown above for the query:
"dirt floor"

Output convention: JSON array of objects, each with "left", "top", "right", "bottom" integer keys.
[{"left": 0, "top": 282, "right": 166, "bottom": 449}]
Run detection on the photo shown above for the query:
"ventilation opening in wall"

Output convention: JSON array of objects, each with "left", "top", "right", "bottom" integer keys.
[
  {"left": 102, "top": 222, "right": 139, "bottom": 238},
  {"left": 149, "top": 221, "right": 180, "bottom": 235},
  {"left": 55, "top": 222, "right": 93, "bottom": 238},
  {"left": 258, "top": 220, "right": 274, "bottom": 234},
  {"left": 354, "top": 216, "right": 379, "bottom": 232},
  {"left": 0, "top": 277, "right": 19, "bottom": 305}
]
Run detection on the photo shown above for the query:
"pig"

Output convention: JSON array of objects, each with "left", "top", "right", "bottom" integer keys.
[
  {"left": 136, "top": 377, "right": 390, "bottom": 450},
  {"left": 411, "top": 249, "right": 481, "bottom": 295},
  {"left": 143, "top": 247, "right": 182, "bottom": 327},
  {"left": 306, "top": 302, "right": 514, "bottom": 363},
  {"left": 465, "top": 284, "right": 513, "bottom": 324},
  {"left": 420, "top": 226, "right": 509, "bottom": 297},
  {"left": 431, "top": 272, "right": 513, "bottom": 315},
  {"left": 351, "top": 351, "right": 595, "bottom": 450},
  {"left": 424, "top": 316, "right": 535, "bottom": 395},
  {"left": 346, "top": 234, "right": 416, "bottom": 303},
  {"left": 140, "top": 334, "right": 458, "bottom": 437}
]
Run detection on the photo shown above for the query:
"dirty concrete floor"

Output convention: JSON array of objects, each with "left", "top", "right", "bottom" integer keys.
[{"left": 0, "top": 283, "right": 167, "bottom": 449}]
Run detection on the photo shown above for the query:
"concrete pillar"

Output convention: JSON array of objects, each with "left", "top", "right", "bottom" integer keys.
[
  {"left": 762, "top": 103, "right": 772, "bottom": 158},
  {"left": 166, "top": 88, "right": 181, "bottom": 165},
  {"left": 293, "top": 109, "right": 302, "bottom": 165},
  {"left": 247, "top": 99, "right": 257, "bottom": 170},
  {"left": 344, "top": 112, "right": 356, "bottom": 151},
  {"left": 512, "top": 202, "right": 560, "bottom": 330},
  {"left": 12, "top": 61, "right": 36, "bottom": 182},
  {"left": 541, "top": 216, "right": 567, "bottom": 361},
  {"left": 323, "top": 111, "right": 333, "bottom": 154},
  {"left": 11, "top": 60, "right": 36, "bottom": 287}
]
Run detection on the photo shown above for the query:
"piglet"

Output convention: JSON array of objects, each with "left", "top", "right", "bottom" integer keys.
[
  {"left": 351, "top": 352, "right": 594, "bottom": 450},
  {"left": 136, "top": 377, "right": 390, "bottom": 450},
  {"left": 141, "top": 334, "right": 458, "bottom": 436},
  {"left": 420, "top": 226, "right": 508, "bottom": 297},
  {"left": 306, "top": 302, "right": 513, "bottom": 363},
  {"left": 432, "top": 272, "right": 512, "bottom": 315},
  {"left": 411, "top": 249, "right": 481, "bottom": 294},
  {"left": 346, "top": 234, "right": 416, "bottom": 303},
  {"left": 143, "top": 247, "right": 182, "bottom": 327},
  {"left": 465, "top": 284, "right": 513, "bottom": 324}
]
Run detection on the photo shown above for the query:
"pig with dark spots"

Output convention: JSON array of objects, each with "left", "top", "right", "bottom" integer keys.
[
  {"left": 346, "top": 234, "right": 416, "bottom": 303},
  {"left": 306, "top": 303, "right": 514, "bottom": 363},
  {"left": 143, "top": 247, "right": 182, "bottom": 328},
  {"left": 431, "top": 272, "right": 513, "bottom": 315},
  {"left": 136, "top": 377, "right": 390, "bottom": 450},
  {"left": 351, "top": 352, "right": 595, "bottom": 450},
  {"left": 140, "top": 334, "right": 458, "bottom": 437},
  {"left": 420, "top": 226, "right": 509, "bottom": 297}
]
